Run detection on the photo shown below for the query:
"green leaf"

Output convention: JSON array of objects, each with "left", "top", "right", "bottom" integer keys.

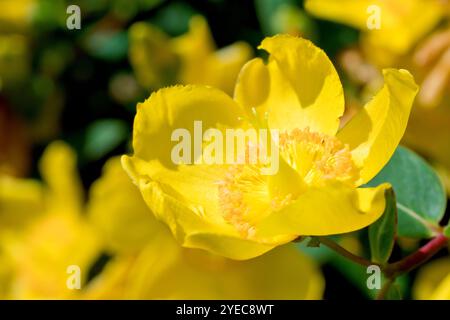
[
  {"left": 151, "top": 2, "right": 196, "bottom": 36},
  {"left": 369, "top": 188, "right": 397, "bottom": 264},
  {"left": 255, "top": 0, "right": 317, "bottom": 39},
  {"left": 444, "top": 225, "right": 450, "bottom": 238},
  {"left": 367, "top": 146, "right": 446, "bottom": 239},
  {"left": 83, "top": 119, "right": 129, "bottom": 161},
  {"left": 83, "top": 31, "right": 128, "bottom": 62}
]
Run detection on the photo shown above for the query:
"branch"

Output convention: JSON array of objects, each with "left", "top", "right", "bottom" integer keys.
[
  {"left": 318, "top": 236, "right": 377, "bottom": 267},
  {"left": 385, "top": 233, "right": 449, "bottom": 277}
]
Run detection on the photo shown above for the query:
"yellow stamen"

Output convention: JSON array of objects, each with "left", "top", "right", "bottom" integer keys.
[
  {"left": 279, "top": 127, "right": 359, "bottom": 186},
  {"left": 217, "top": 127, "right": 359, "bottom": 236}
]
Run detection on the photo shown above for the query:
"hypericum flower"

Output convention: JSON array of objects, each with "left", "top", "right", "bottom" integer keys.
[
  {"left": 305, "top": 0, "right": 448, "bottom": 66},
  {"left": 413, "top": 258, "right": 450, "bottom": 299},
  {"left": 129, "top": 15, "right": 252, "bottom": 95},
  {"left": 86, "top": 158, "right": 324, "bottom": 299},
  {"left": 123, "top": 35, "right": 418, "bottom": 260},
  {"left": 2, "top": 142, "right": 100, "bottom": 299}
]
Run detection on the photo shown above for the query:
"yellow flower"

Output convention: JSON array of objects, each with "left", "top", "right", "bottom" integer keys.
[
  {"left": 86, "top": 158, "right": 324, "bottom": 299},
  {"left": 305, "top": 0, "right": 448, "bottom": 66},
  {"left": 2, "top": 142, "right": 100, "bottom": 299},
  {"left": 122, "top": 35, "right": 418, "bottom": 260},
  {"left": 88, "top": 157, "right": 160, "bottom": 254},
  {"left": 0, "top": 175, "right": 43, "bottom": 232},
  {"left": 0, "top": 157, "right": 43, "bottom": 298},
  {"left": 413, "top": 258, "right": 450, "bottom": 299},
  {"left": 129, "top": 15, "right": 253, "bottom": 95}
]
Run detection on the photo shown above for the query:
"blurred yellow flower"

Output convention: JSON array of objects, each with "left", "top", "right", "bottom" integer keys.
[
  {"left": 305, "top": 0, "right": 448, "bottom": 66},
  {"left": 129, "top": 15, "right": 253, "bottom": 95},
  {"left": 413, "top": 258, "right": 450, "bottom": 299},
  {"left": 1, "top": 142, "right": 100, "bottom": 299},
  {"left": 86, "top": 158, "right": 324, "bottom": 299},
  {"left": 0, "top": 0, "right": 35, "bottom": 31},
  {"left": 305, "top": 0, "right": 450, "bottom": 195},
  {"left": 0, "top": 175, "right": 43, "bottom": 232},
  {"left": 88, "top": 157, "right": 160, "bottom": 254},
  {"left": 122, "top": 35, "right": 418, "bottom": 260}
]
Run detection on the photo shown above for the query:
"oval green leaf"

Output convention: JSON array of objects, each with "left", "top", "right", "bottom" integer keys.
[{"left": 367, "top": 146, "right": 445, "bottom": 239}]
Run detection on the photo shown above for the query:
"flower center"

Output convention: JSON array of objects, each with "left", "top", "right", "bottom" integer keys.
[
  {"left": 217, "top": 165, "right": 268, "bottom": 238},
  {"left": 217, "top": 127, "right": 359, "bottom": 236},
  {"left": 280, "top": 128, "right": 359, "bottom": 186},
  {"left": 279, "top": 127, "right": 359, "bottom": 186},
  {"left": 217, "top": 159, "right": 293, "bottom": 238}
]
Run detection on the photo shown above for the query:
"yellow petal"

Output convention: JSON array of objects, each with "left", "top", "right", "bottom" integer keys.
[
  {"left": 123, "top": 226, "right": 324, "bottom": 299},
  {"left": 305, "top": 0, "right": 370, "bottom": 29},
  {"left": 256, "top": 182, "right": 389, "bottom": 237},
  {"left": 234, "top": 57, "right": 270, "bottom": 115},
  {"left": 88, "top": 157, "right": 162, "bottom": 253},
  {"left": 132, "top": 85, "right": 244, "bottom": 168},
  {"left": 431, "top": 273, "right": 450, "bottom": 300},
  {"left": 128, "top": 22, "right": 179, "bottom": 89},
  {"left": 122, "top": 156, "right": 276, "bottom": 260},
  {"left": 38, "top": 141, "right": 84, "bottom": 214},
  {"left": 202, "top": 41, "right": 253, "bottom": 95},
  {"left": 8, "top": 211, "right": 100, "bottom": 299},
  {"left": 83, "top": 256, "right": 136, "bottom": 300},
  {"left": 171, "top": 15, "right": 215, "bottom": 85},
  {"left": 171, "top": 16, "right": 252, "bottom": 95},
  {"left": 0, "top": 175, "right": 44, "bottom": 230},
  {"left": 413, "top": 258, "right": 450, "bottom": 300},
  {"left": 235, "top": 35, "right": 344, "bottom": 135},
  {"left": 337, "top": 69, "right": 418, "bottom": 185},
  {"left": 305, "top": 0, "right": 444, "bottom": 55}
]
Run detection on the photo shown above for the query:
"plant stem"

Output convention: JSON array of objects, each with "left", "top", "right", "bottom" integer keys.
[
  {"left": 316, "top": 234, "right": 448, "bottom": 300},
  {"left": 318, "top": 236, "right": 377, "bottom": 267},
  {"left": 375, "top": 277, "right": 394, "bottom": 300},
  {"left": 385, "top": 233, "right": 448, "bottom": 277}
]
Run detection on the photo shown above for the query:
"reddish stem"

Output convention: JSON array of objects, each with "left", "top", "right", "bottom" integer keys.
[{"left": 386, "top": 233, "right": 449, "bottom": 277}]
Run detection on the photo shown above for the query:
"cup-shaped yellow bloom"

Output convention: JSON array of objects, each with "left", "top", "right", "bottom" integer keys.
[
  {"left": 129, "top": 15, "right": 253, "bottom": 95},
  {"left": 86, "top": 158, "right": 324, "bottom": 299},
  {"left": 123, "top": 35, "right": 418, "bottom": 260},
  {"left": 413, "top": 258, "right": 450, "bottom": 300}
]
